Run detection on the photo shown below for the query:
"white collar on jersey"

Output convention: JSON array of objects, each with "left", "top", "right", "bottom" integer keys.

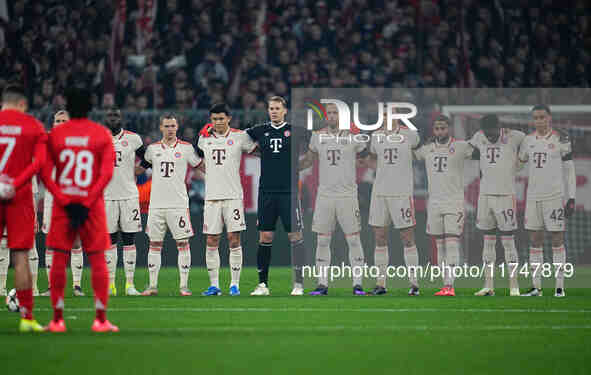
[
  {"left": 270, "top": 121, "right": 286, "bottom": 130},
  {"left": 113, "top": 129, "right": 124, "bottom": 140},
  {"left": 212, "top": 127, "right": 231, "bottom": 138},
  {"left": 161, "top": 138, "right": 179, "bottom": 149},
  {"left": 535, "top": 127, "right": 553, "bottom": 139},
  {"left": 435, "top": 137, "right": 453, "bottom": 147}
]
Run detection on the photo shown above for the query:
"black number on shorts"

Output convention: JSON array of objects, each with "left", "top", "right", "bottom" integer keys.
[
  {"left": 550, "top": 208, "right": 564, "bottom": 221},
  {"left": 400, "top": 208, "right": 412, "bottom": 219},
  {"left": 179, "top": 216, "right": 186, "bottom": 228},
  {"left": 233, "top": 209, "right": 241, "bottom": 221},
  {"left": 457, "top": 212, "right": 464, "bottom": 223},
  {"left": 132, "top": 209, "right": 140, "bottom": 221},
  {"left": 502, "top": 209, "right": 514, "bottom": 223}
]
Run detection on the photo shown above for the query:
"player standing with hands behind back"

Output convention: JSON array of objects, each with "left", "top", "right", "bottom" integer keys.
[
  {"left": 0, "top": 84, "right": 47, "bottom": 332},
  {"left": 42, "top": 87, "right": 118, "bottom": 332}
]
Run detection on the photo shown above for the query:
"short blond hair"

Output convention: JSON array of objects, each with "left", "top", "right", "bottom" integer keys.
[{"left": 268, "top": 96, "right": 287, "bottom": 108}]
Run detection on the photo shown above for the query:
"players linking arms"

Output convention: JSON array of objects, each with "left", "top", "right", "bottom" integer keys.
[
  {"left": 299, "top": 102, "right": 368, "bottom": 295},
  {"left": 517, "top": 104, "right": 575, "bottom": 297}
]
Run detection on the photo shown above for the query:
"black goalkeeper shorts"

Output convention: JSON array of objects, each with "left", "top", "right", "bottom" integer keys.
[{"left": 257, "top": 192, "right": 303, "bottom": 233}]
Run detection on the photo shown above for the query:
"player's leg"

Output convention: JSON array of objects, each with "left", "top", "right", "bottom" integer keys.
[
  {"left": 227, "top": 231, "right": 242, "bottom": 295},
  {"left": 119, "top": 198, "right": 142, "bottom": 295},
  {"left": 310, "top": 196, "right": 336, "bottom": 294},
  {"left": 28, "top": 241, "right": 39, "bottom": 296},
  {"left": 71, "top": 237, "right": 84, "bottom": 296},
  {"left": 105, "top": 200, "right": 121, "bottom": 296},
  {"left": 390, "top": 196, "right": 420, "bottom": 295},
  {"left": 494, "top": 196, "right": 520, "bottom": 295},
  {"left": 167, "top": 208, "right": 194, "bottom": 295},
  {"left": 284, "top": 193, "right": 307, "bottom": 295},
  {"left": 252, "top": 192, "right": 277, "bottom": 295},
  {"left": 41, "top": 207, "right": 52, "bottom": 296},
  {"left": 475, "top": 195, "right": 497, "bottom": 296},
  {"left": 427, "top": 202, "right": 447, "bottom": 294},
  {"left": 338, "top": 197, "right": 365, "bottom": 294},
  {"left": 142, "top": 209, "right": 166, "bottom": 295},
  {"left": 437, "top": 206, "right": 465, "bottom": 296},
  {"left": 544, "top": 198, "right": 567, "bottom": 297},
  {"left": 121, "top": 232, "right": 139, "bottom": 295},
  {"left": 0, "top": 237, "right": 8, "bottom": 295},
  {"left": 368, "top": 193, "right": 389, "bottom": 294},
  {"left": 48, "top": 249, "right": 69, "bottom": 330},
  {"left": 202, "top": 201, "right": 222, "bottom": 295}
]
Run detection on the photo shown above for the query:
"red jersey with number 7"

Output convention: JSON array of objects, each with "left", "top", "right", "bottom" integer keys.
[{"left": 42, "top": 118, "right": 115, "bottom": 208}]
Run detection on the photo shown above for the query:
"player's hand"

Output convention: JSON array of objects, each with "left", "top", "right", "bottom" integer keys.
[
  {"left": 0, "top": 175, "right": 15, "bottom": 200},
  {"left": 199, "top": 123, "right": 213, "bottom": 138},
  {"left": 564, "top": 199, "right": 575, "bottom": 218},
  {"left": 65, "top": 203, "right": 89, "bottom": 229}
]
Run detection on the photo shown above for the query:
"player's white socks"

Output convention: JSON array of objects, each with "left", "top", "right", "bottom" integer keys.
[
  {"left": 123, "top": 245, "right": 136, "bottom": 285},
  {"left": 28, "top": 244, "right": 39, "bottom": 293},
  {"left": 374, "top": 246, "right": 388, "bottom": 288},
  {"left": 501, "top": 235, "right": 519, "bottom": 289},
  {"left": 435, "top": 238, "right": 446, "bottom": 284},
  {"left": 178, "top": 243, "right": 191, "bottom": 289},
  {"left": 229, "top": 246, "right": 242, "bottom": 287},
  {"left": 445, "top": 237, "right": 460, "bottom": 287},
  {"left": 552, "top": 245, "right": 566, "bottom": 289},
  {"left": 529, "top": 247, "right": 543, "bottom": 289},
  {"left": 147, "top": 246, "right": 162, "bottom": 289},
  {"left": 346, "top": 234, "right": 365, "bottom": 286},
  {"left": 0, "top": 238, "right": 8, "bottom": 291},
  {"left": 483, "top": 235, "right": 497, "bottom": 289},
  {"left": 71, "top": 247, "right": 83, "bottom": 287},
  {"left": 316, "top": 234, "right": 332, "bottom": 286},
  {"left": 45, "top": 249, "right": 53, "bottom": 285},
  {"left": 205, "top": 246, "right": 220, "bottom": 288},
  {"left": 403, "top": 245, "right": 419, "bottom": 287},
  {"left": 105, "top": 244, "right": 118, "bottom": 285}
]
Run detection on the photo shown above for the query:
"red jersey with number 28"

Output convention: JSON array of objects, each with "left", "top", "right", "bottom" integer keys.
[{"left": 42, "top": 118, "right": 115, "bottom": 208}]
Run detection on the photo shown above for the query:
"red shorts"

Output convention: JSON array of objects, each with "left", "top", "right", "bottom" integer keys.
[
  {"left": 46, "top": 198, "right": 110, "bottom": 252},
  {"left": 0, "top": 192, "right": 35, "bottom": 250}
]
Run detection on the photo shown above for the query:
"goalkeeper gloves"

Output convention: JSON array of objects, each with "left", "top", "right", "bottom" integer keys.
[
  {"left": 65, "top": 203, "right": 89, "bottom": 229},
  {"left": 564, "top": 199, "right": 575, "bottom": 218}
]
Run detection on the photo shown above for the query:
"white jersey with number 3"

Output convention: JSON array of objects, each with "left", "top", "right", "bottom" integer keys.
[
  {"left": 145, "top": 140, "right": 201, "bottom": 209},
  {"left": 198, "top": 128, "right": 256, "bottom": 201},
  {"left": 469, "top": 128, "right": 525, "bottom": 195},
  {"left": 104, "top": 130, "right": 143, "bottom": 200}
]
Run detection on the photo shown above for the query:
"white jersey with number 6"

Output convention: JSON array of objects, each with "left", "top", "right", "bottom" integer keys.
[{"left": 144, "top": 140, "right": 201, "bottom": 209}]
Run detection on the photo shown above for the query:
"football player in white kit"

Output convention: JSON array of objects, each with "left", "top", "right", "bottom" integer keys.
[
  {"left": 141, "top": 114, "right": 202, "bottom": 296},
  {"left": 197, "top": 103, "right": 256, "bottom": 296},
  {"left": 299, "top": 103, "right": 367, "bottom": 295},
  {"left": 103, "top": 107, "right": 151, "bottom": 296},
  {"left": 518, "top": 105, "right": 575, "bottom": 297},
  {"left": 38, "top": 110, "right": 85, "bottom": 297},
  {"left": 366, "top": 109, "right": 422, "bottom": 296},
  {"left": 470, "top": 114, "right": 524, "bottom": 296},
  {"left": 415, "top": 115, "right": 473, "bottom": 296}
]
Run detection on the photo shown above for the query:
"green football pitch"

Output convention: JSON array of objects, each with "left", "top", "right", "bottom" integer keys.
[{"left": 1, "top": 267, "right": 590, "bottom": 375}]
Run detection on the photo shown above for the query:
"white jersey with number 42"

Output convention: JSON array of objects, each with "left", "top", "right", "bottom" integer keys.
[
  {"left": 469, "top": 128, "right": 525, "bottom": 195},
  {"left": 198, "top": 128, "right": 256, "bottom": 200},
  {"left": 145, "top": 140, "right": 201, "bottom": 209},
  {"left": 104, "top": 130, "right": 143, "bottom": 200}
]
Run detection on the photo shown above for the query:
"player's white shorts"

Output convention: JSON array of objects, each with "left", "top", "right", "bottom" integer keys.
[
  {"left": 476, "top": 194, "right": 517, "bottom": 231},
  {"left": 147, "top": 208, "right": 194, "bottom": 241},
  {"left": 312, "top": 195, "right": 361, "bottom": 234},
  {"left": 105, "top": 199, "right": 142, "bottom": 234},
  {"left": 524, "top": 197, "right": 565, "bottom": 232},
  {"left": 203, "top": 199, "right": 246, "bottom": 235},
  {"left": 369, "top": 192, "right": 416, "bottom": 229},
  {"left": 41, "top": 198, "right": 53, "bottom": 234},
  {"left": 426, "top": 200, "right": 465, "bottom": 236}
]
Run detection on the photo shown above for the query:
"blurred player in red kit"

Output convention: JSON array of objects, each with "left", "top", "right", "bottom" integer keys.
[
  {"left": 0, "top": 84, "right": 47, "bottom": 332},
  {"left": 41, "top": 87, "right": 118, "bottom": 333}
]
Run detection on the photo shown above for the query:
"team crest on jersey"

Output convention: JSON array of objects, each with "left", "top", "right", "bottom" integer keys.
[
  {"left": 121, "top": 140, "right": 128, "bottom": 147},
  {"left": 548, "top": 143, "right": 555, "bottom": 149},
  {"left": 175, "top": 152, "right": 182, "bottom": 158},
  {"left": 227, "top": 139, "right": 234, "bottom": 145},
  {"left": 284, "top": 130, "right": 291, "bottom": 137},
  {"left": 264, "top": 132, "right": 269, "bottom": 137},
  {"left": 449, "top": 147, "right": 455, "bottom": 154}
]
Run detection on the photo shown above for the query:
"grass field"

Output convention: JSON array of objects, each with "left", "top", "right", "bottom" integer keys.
[{"left": 1, "top": 267, "right": 591, "bottom": 375}]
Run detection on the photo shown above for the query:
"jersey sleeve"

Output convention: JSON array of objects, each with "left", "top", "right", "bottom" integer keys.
[
  {"left": 132, "top": 133, "right": 143, "bottom": 151},
  {"left": 240, "top": 131, "right": 257, "bottom": 153},
  {"left": 414, "top": 145, "right": 426, "bottom": 160},
  {"left": 512, "top": 130, "right": 526, "bottom": 149},
  {"left": 82, "top": 129, "right": 115, "bottom": 207},
  {"left": 559, "top": 132, "right": 573, "bottom": 160},
  {"left": 410, "top": 130, "right": 420, "bottom": 149},
  {"left": 187, "top": 145, "right": 202, "bottom": 167},
  {"left": 144, "top": 145, "right": 153, "bottom": 163},
  {"left": 355, "top": 135, "right": 367, "bottom": 153},
  {"left": 13, "top": 120, "right": 47, "bottom": 190},
  {"left": 370, "top": 133, "right": 377, "bottom": 154},
  {"left": 246, "top": 126, "right": 259, "bottom": 142},
  {"left": 518, "top": 137, "right": 529, "bottom": 162},
  {"left": 461, "top": 141, "right": 474, "bottom": 159},
  {"left": 308, "top": 132, "right": 319, "bottom": 153}
]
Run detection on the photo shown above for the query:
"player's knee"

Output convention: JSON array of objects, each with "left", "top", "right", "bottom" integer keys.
[
  {"left": 528, "top": 230, "right": 544, "bottom": 247},
  {"left": 150, "top": 241, "right": 163, "bottom": 249},
  {"left": 345, "top": 233, "right": 361, "bottom": 248},
  {"left": 121, "top": 232, "right": 135, "bottom": 246},
  {"left": 483, "top": 229, "right": 497, "bottom": 236},
  {"left": 288, "top": 231, "right": 302, "bottom": 243},
  {"left": 551, "top": 232, "right": 564, "bottom": 247},
  {"left": 207, "top": 235, "right": 220, "bottom": 248},
  {"left": 373, "top": 227, "right": 387, "bottom": 247},
  {"left": 260, "top": 231, "right": 274, "bottom": 243},
  {"left": 400, "top": 228, "right": 415, "bottom": 247},
  {"left": 109, "top": 233, "right": 119, "bottom": 246},
  {"left": 176, "top": 240, "right": 189, "bottom": 249},
  {"left": 227, "top": 232, "right": 241, "bottom": 248},
  {"left": 317, "top": 233, "right": 332, "bottom": 248}
]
